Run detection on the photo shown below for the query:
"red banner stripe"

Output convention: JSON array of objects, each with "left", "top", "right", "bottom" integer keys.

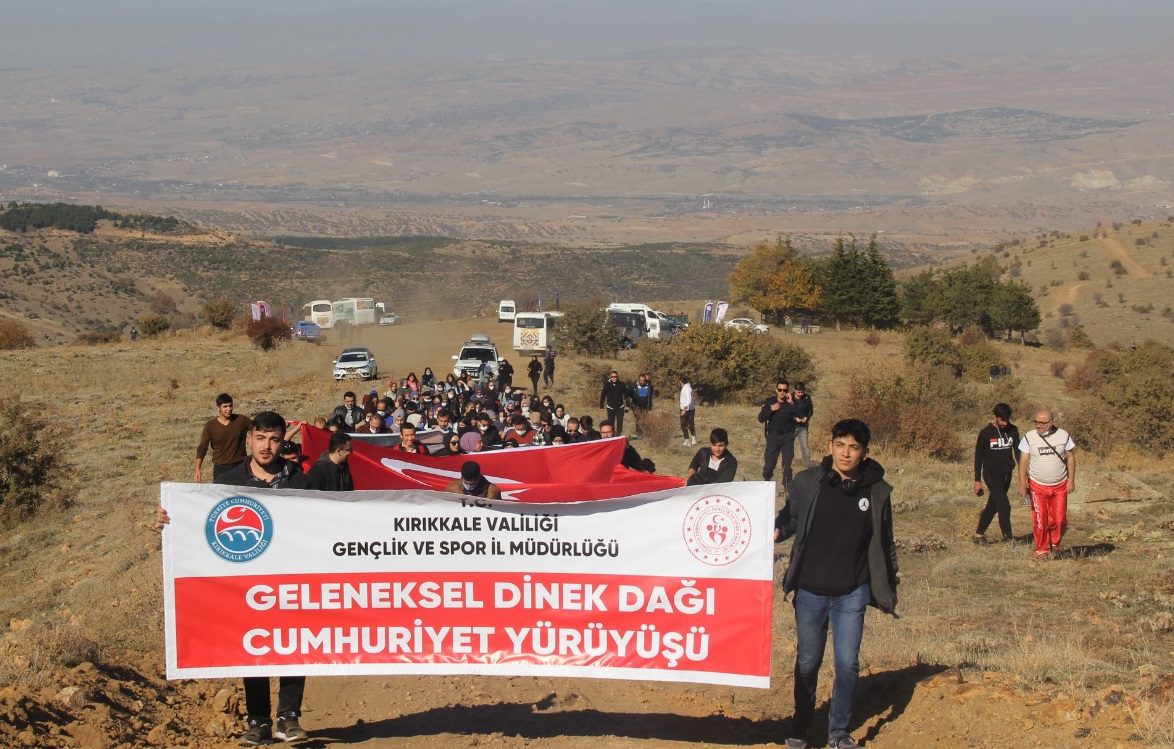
[{"left": 174, "top": 571, "right": 771, "bottom": 677}]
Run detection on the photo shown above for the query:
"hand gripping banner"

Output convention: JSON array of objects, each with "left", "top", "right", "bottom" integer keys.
[{"left": 162, "top": 482, "right": 775, "bottom": 687}]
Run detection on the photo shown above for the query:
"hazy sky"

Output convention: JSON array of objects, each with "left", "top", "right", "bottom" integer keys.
[{"left": 2, "top": 0, "right": 1172, "bottom": 67}]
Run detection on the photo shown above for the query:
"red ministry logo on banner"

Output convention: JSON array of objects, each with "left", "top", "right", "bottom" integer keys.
[
  {"left": 682, "top": 495, "right": 752, "bottom": 566},
  {"left": 205, "top": 497, "right": 273, "bottom": 563}
]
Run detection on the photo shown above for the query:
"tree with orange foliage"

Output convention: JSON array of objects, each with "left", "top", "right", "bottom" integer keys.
[{"left": 729, "top": 238, "right": 821, "bottom": 324}]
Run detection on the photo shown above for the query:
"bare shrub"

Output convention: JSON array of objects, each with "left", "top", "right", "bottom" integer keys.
[
  {"left": 1043, "top": 328, "right": 1066, "bottom": 351},
  {"left": 1065, "top": 324, "right": 1096, "bottom": 350},
  {"left": 0, "top": 319, "right": 35, "bottom": 349},
  {"left": 983, "top": 375, "right": 1030, "bottom": 420},
  {"left": 201, "top": 298, "right": 238, "bottom": 330},
  {"left": 557, "top": 303, "right": 619, "bottom": 356},
  {"left": 0, "top": 398, "right": 69, "bottom": 524},
  {"left": 863, "top": 331, "right": 881, "bottom": 346},
  {"left": 957, "top": 324, "right": 986, "bottom": 347},
  {"left": 138, "top": 313, "right": 171, "bottom": 337},
  {"left": 246, "top": 317, "right": 291, "bottom": 351},
  {"left": 1077, "top": 270, "right": 1091, "bottom": 281},
  {"left": 571, "top": 361, "right": 613, "bottom": 411},
  {"left": 150, "top": 290, "right": 177, "bottom": 314},
  {"left": 905, "top": 326, "right": 961, "bottom": 376},
  {"left": 73, "top": 330, "right": 121, "bottom": 346},
  {"left": 958, "top": 337, "right": 1002, "bottom": 382},
  {"left": 1067, "top": 341, "right": 1174, "bottom": 455},
  {"left": 638, "top": 409, "right": 679, "bottom": 451},
  {"left": 836, "top": 366, "right": 967, "bottom": 460},
  {"left": 1065, "top": 349, "right": 1119, "bottom": 393},
  {"left": 639, "top": 323, "right": 815, "bottom": 404},
  {"left": 1131, "top": 303, "right": 1155, "bottom": 314},
  {"left": 29, "top": 620, "right": 100, "bottom": 670},
  {"left": 1050, "top": 361, "right": 1067, "bottom": 378}
]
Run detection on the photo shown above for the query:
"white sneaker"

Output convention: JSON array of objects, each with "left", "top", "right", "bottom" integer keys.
[
  {"left": 682, "top": 439, "right": 691, "bottom": 446},
  {"left": 690, "top": 435, "right": 697, "bottom": 445}
]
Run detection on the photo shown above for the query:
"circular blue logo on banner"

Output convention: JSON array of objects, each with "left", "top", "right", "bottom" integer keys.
[{"left": 205, "top": 496, "right": 273, "bottom": 562}]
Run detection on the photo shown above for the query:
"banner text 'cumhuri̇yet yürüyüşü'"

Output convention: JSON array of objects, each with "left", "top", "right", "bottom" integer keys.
[{"left": 162, "top": 482, "right": 775, "bottom": 687}]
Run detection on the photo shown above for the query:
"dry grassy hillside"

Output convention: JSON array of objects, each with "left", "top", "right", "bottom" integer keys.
[
  {"left": 0, "top": 319, "right": 1169, "bottom": 748},
  {"left": 0, "top": 221, "right": 741, "bottom": 346},
  {"left": 929, "top": 218, "right": 1174, "bottom": 345}
]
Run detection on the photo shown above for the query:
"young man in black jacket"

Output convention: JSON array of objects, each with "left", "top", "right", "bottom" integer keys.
[
  {"left": 599, "top": 370, "right": 631, "bottom": 435},
  {"left": 774, "top": 419, "right": 899, "bottom": 749},
  {"left": 758, "top": 379, "right": 799, "bottom": 487},
  {"left": 686, "top": 428, "right": 738, "bottom": 485},
  {"left": 157, "top": 411, "right": 311, "bottom": 745},
  {"left": 304, "top": 431, "right": 355, "bottom": 492},
  {"left": 972, "top": 403, "right": 1020, "bottom": 543}
]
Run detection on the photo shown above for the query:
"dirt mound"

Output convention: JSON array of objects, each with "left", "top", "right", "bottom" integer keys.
[{"left": 2, "top": 661, "right": 1158, "bottom": 748}]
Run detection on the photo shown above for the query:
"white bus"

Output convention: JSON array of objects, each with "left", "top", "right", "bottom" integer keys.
[
  {"left": 302, "top": 300, "right": 334, "bottom": 328},
  {"left": 513, "top": 311, "right": 561, "bottom": 353},
  {"left": 331, "top": 297, "right": 376, "bottom": 326}
]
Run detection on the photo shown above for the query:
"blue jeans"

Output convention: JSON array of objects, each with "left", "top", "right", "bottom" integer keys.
[{"left": 792, "top": 583, "right": 870, "bottom": 743}]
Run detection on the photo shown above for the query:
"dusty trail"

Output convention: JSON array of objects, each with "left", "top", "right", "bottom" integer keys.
[{"left": 1098, "top": 236, "right": 1150, "bottom": 278}]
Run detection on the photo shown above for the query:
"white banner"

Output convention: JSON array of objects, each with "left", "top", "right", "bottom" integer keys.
[{"left": 162, "top": 482, "right": 776, "bottom": 687}]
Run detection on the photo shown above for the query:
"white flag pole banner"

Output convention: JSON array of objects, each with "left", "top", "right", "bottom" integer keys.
[{"left": 162, "top": 482, "right": 776, "bottom": 688}]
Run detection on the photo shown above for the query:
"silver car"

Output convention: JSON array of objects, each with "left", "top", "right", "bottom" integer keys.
[
  {"left": 725, "top": 318, "right": 769, "bottom": 334},
  {"left": 333, "top": 347, "right": 379, "bottom": 380}
]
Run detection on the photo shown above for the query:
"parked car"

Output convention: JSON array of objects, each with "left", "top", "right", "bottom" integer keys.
[
  {"left": 725, "top": 318, "right": 769, "bottom": 334},
  {"left": 333, "top": 347, "right": 379, "bottom": 380},
  {"left": 291, "top": 321, "right": 323, "bottom": 343},
  {"left": 378, "top": 311, "right": 401, "bottom": 325},
  {"left": 452, "top": 334, "right": 500, "bottom": 378}
]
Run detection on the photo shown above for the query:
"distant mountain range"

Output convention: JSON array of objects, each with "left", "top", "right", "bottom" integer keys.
[{"left": 0, "top": 49, "right": 1170, "bottom": 244}]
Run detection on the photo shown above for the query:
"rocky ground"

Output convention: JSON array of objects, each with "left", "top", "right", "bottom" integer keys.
[{"left": 0, "top": 657, "right": 1166, "bottom": 748}]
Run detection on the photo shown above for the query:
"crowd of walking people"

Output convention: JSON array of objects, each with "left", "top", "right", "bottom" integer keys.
[{"left": 178, "top": 353, "right": 1078, "bottom": 749}]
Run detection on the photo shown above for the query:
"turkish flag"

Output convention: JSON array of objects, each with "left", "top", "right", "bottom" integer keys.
[{"left": 300, "top": 424, "right": 684, "bottom": 502}]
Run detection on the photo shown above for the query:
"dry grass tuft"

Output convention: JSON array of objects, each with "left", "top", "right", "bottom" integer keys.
[{"left": 1, "top": 619, "right": 101, "bottom": 688}]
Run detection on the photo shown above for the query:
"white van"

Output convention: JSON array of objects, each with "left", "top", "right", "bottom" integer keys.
[
  {"left": 498, "top": 300, "right": 517, "bottom": 323},
  {"left": 607, "top": 303, "right": 663, "bottom": 339}
]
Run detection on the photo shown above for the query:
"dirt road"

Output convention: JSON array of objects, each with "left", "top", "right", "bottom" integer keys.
[{"left": 1098, "top": 236, "right": 1151, "bottom": 278}]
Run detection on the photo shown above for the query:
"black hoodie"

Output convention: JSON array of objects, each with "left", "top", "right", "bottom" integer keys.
[
  {"left": 974, "top": 421, "right": 1020, "bottom": 481},
  {"left": 775, "top": 456, "right": 899, "bottom": 614}
]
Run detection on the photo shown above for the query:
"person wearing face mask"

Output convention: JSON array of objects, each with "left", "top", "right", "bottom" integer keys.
[
  {"left": 445, "top": 460, "right": 502, "bottom": 499},
  {"left": 458, "top": 431, "right": 484, "bottom": 454},
  {"left": 497, "top": 358, "right": 514, "bottom": 392},
  {"left": 475, "top": 413, "right": 502, "bottom": 448},
  {"left": 355, "top": 412, "right": 390, "bottom": 434}
]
